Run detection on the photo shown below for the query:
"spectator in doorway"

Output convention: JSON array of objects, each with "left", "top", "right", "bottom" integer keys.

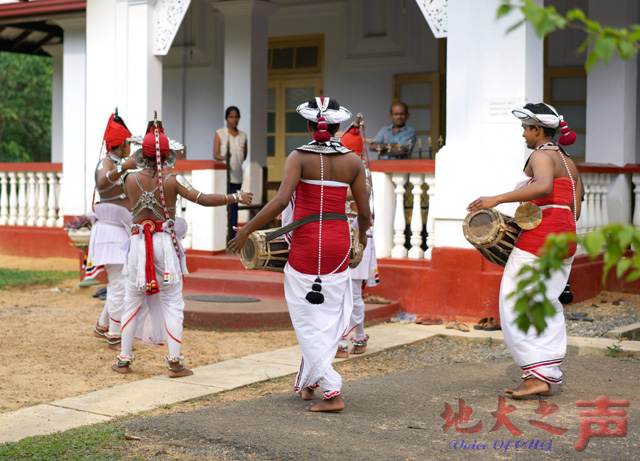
[
  {"left": 369, "top": 102, "right": 417, "bottom": 159},
  {"left": 214, "top": 106, "right": 247, "bottom": 239}
]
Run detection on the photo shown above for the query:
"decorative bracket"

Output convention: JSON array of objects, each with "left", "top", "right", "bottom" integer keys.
[
  {"left": 154, "top": 0, "right": 191, "bottom": 56},
  {"left": 415, "top": 0, "right": 448, "bottom": 38}
]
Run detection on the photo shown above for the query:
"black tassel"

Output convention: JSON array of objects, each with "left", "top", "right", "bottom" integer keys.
[{"left": 306, "top": 277, "right": 324, "bottom": 304}]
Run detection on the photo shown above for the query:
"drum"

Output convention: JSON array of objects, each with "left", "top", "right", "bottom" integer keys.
[
  {"left": 462, "top": 208, "right": 521, "bottom": 267},
  {"left": 241, "top": 225, "right": 363, "bottom": 273}
]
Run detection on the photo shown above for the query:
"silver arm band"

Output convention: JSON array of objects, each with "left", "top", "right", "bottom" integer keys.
[
  {"left": 176, "top": 174, "right": 194, "bottom": 192},
  {"left": 195, "top": 191, "right": 202, "bottom": 204},
  {"left": 106, "top": 169, "right": 117, "bottom": 184},
  {"left": 233, "top": 190, "right": 242, "bottom": 203}
]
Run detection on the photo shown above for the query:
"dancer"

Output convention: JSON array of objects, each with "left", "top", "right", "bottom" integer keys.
[
  {"left": 228, "top": 98, "right": 370, "bottom": 411},
  {"left": 87, "top": 110, "right": 136, "bottom": 349},
  {"left": 336, "top": 115, "right": 378, "bottom": 358},
  {"left": 113, "top": 119, "right": 252, "bottom": 377},
  {"left": 467, "top": 102, "right": 582, "bottom": 398}
]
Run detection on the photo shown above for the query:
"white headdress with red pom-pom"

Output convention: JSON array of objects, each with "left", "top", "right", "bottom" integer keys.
[{"left": 512, "top": 103, "right": 576, "bottom": 146}]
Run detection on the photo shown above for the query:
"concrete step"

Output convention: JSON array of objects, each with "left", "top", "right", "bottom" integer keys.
[
  {"left": 183, "top": 269, "right": 286, "bottom": 298},
  {"left": 182, "top": 293, "right": 401, "bottom": 330}
]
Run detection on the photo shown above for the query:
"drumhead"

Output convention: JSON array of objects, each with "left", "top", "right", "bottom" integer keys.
[
  {"left": 241, "top": 235, "right": 257, "bottom": 269},
  {"left": 463, "top": 209, "right": 502, "bottom": 246}
]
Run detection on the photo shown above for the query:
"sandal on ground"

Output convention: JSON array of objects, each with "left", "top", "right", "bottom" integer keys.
[
  {"left": 112, "top": 355, "right": 134, "bottom": 374},
  {"left": 92, "top": 287, "right": 107, "bottom": 298},
  {"left": 483, "top": 317, "right": 501, "bottom": 331},
  {"left": 390, "top": 312, "right": 409, "bottom": 322},
  {"left": 93, "top": 320, "right": 108, "bottom": 338},
  {"left": 364, "top": 293, "right": 391, "bottom": 304},
  {"left": 335, "top": 346, "right": 349, "bottom": 358},
  {"left": 446, "top": 321, "right": 469, "bottom": 332},
  {"left": 400, "top": 314, "right": 416, "bottom": 324},
  {"left": 473, "top": 317, "right": 488, "bottom": 330},
  {"left": 350, "top": 335, "right": 369, "bottom": 354},
  {"left": 419, "top": 317, "right": 443, "bottom": 325},
  {"left": 164, "top": 356, "right": 193, "bottom": 378},
  {"left": 566, "top": 312, "right": 587, "bottom": 321}
]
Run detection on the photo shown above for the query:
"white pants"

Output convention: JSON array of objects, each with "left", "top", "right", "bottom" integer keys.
[
  {"left": 339, "top": 279, "right": 366, "bottom": 349},
  {"left": 500, "top": 247, "right": 573, "bottom": 384}
]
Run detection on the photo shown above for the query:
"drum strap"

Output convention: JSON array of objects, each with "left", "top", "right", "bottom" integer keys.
[{"left": 265, "top": 213, "right": 347, "bottom": 242}]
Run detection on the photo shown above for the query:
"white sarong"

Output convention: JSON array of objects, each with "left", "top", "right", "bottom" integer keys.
[
  {"left": 285, "top": 263, "right": 355, "bottom": 399},
  {"left": 120, "top": 219, "right": 188, "bottom": 358},
  {"left": 500, "top": 247, "right": 573, "bottom": 384}
]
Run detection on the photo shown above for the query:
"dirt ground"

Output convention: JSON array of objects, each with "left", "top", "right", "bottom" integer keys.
[{"left": 0, "top": 256, "right": 298, "bottom": 414}]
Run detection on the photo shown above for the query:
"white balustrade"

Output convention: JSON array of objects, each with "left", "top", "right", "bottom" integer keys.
[
  {"left": 408, "top": 173, "right": 424, "bottom": 259},
  {"left": 26, "top": 172, "right": 37, "bottom": 226},
  {"left": 0, "top": 167, "right": 64, "bottom": 228},
  {"left": 8, "top": 172, "right": 18, "bottom": 225},
  {"left": 36, "top": 172, "right": 47, "bottom": 227},
  {"left": 391, "top": 173, "right": 408, "bottom": 258},
  {"left": 56, "top": 172, "right": 64, "bottom": 227},
  {"left": 424, "top": 175, "right": 436, "bottom": 260},
  {"left": 633, "top": 173, "right": 640, "bottom": 229},
  {"left": 17, "top": 172, "right": 27, "bottom": 226},
  {"left": 46, "top": 172, "right": 58, "bottom": 227},
  {"left": 0, "top": 172, "right": 7, "bottom": 226}
]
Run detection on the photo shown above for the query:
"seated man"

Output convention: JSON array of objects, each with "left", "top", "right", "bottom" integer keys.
[{"left": 369, "top": 102, "right": 417, "bottom": 159}]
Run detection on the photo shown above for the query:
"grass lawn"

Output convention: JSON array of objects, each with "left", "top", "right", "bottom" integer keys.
[{"left": 0, "top": 268, "right": 78, "bottom": 289}]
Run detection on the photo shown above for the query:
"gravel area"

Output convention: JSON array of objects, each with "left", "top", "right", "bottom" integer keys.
[{"left": 564, "top": 291, "right": 640, "bottom": 338}]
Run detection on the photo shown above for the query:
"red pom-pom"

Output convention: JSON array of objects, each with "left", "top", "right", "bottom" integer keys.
[
  {"left": 318, "top": 116, "right": 326, "bottom": 122},
  {"left": 313, "top": 131, "right": 331, "bottom": 143},
  {"left": 558, "top": 121, "right": 576, "bottom": 146},
  {"left": 559, "top": 131, "right": 577, "bottom": 146},
  {"left": 317, "top": 122, "right": 328, "bottom": 131}
]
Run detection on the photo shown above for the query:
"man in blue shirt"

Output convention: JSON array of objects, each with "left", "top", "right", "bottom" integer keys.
[{"left": 369, "top": 102, "right": 417, "bottom": 159}]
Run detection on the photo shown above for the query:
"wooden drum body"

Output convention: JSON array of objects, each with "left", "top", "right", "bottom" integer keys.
[
  {"left": 241, "top": 225, "right": 363, "bottom": 273},
  {"left": 462, "top": 208, "right": 521, "bottom": 267}
]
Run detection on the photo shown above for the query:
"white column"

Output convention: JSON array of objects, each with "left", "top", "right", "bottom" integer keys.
[
  {"left": 46, "top": 172, "right": 58, "bottom": 227},
  {"left": 586, "top": 0, "right": 637, "bottom": 225},
  {"left": 216, "top": 0, "right": 279, "bottom": 205},
  {"left": 432, "top": 0, "right": 543, "bottom": 249},
  {"left": 408, "top": 173, "right": 424, "bottom": 259},
  {"left": 0, "top": 172, "right": 7, "bottom": 226},
  {"left": 56, "top": 172, "right": 64, "bottom": 228},
  {"left": 8, "top": 172, "right": 17, "bottom": 226},
  {"left": 372, "top": 171, "right": 395, "bottom": 258},
  {"left": 57, "top": 18, "right": 86, "bottom": 217},
  {"left": 391, "top": 173, "right": 408, "bottom": 258}
]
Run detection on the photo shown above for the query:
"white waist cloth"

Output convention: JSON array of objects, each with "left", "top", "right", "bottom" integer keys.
[
  {"left": 500, "top": 247, "right": 573, "bottom": 384},
  {"left": 284, "top": 263, "right": 355, "bottom": 396},
  {"left": 87, "top": 203, "right": 132, "bottom": 266},
  {"left": 539, "top": 204, "right": 571, "bottom": 211}
]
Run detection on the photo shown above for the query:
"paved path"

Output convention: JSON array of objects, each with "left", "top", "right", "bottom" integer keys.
[{"left": 1, "top": 323, "right": 639, "bottom": 447}]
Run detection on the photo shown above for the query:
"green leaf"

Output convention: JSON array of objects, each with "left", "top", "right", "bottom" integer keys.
[
  {"left": 618, "top": 39, "right": 638, "bottom": 60},
  {"left": 576, "top": 37, "right": 593, "bottom": 55},
  {"left": 594, "top": 36, "right": 617, "bottom": 63},
  {"left": 583, "top": 231, "right": 605, "bottom": 259},
  {"left": 566, "top": 8, "right": 586, "bottom": 23},
  {"left": 628, "top": 25, "right": 640, "bottom": 42},
  {"left": 585, "top": 50, "right": 600, "bottom": 71},
  {"left": 618, "top": 226, "right": 634, "bottom": 250},
  {"left": 626, "top": 269, "right": 640, "bottom": 282},
  {"left": 514, "top": 296, "right": 530, "bottom": 314},
  {"left": 532, "top": 311, "right": 547, "bottom": 335},
  {"left": 497, "top": 4, "right": 513, "bottom": 19},
  {"left": 516, "top": 314, "right": 531, "bottom": 333},
  {"left": 616, "top": 258, "right": 632, "bottom": 279}
]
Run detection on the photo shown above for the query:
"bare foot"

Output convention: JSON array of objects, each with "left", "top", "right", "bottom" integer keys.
[
  {"left": 335, "top": 347, "right": 349, "bottom": 358},
  {"left": 108, "top": 342, "right": 121, "bottom": 351},
  {"left": 300, "top": 387, "right": 315, "bottom": 400},
  {"left": 306, "top": 395, "right": 345, "bottom": 412},
  {"left": 168, "top": 367, "right": 193, "bottom": 378},
  {"left": 93, "top": 330, "right": 106, "bottom": 338},
  {"left": 111, "top": 363, "right": 130, "bottom": 374},
  {"left": 351, "top": 344, "right": 366, "bottom": 354},
  {"left": 505, "top": 377, "right": 552, "bottom": 398}
]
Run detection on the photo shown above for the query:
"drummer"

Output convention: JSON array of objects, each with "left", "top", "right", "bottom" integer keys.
[
  {"left": 467, "top": 102, "right": 582, "bottom": 398},
  {"left": 228, "top": 97, "right": 370, "bottom": 412}
]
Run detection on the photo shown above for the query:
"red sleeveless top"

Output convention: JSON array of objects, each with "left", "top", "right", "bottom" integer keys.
[
  {"left": 288, "top": 180, "right": 350, "bottom": 275},
  {"left": 516, "top": 177, "right": 577, "bottom": 257}
]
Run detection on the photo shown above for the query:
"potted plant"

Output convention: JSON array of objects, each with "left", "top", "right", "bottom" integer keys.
[{"left": 65, "top": 216, "right": 92, "bottom": 249}]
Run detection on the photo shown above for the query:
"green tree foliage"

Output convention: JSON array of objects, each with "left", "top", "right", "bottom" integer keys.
[
  {"left": 0, "top": 51, "right": 53, "bottom": 162},
  {"left": 509, "top": 225, "right": 640, "bottom": 335},
  {"left": 498, "top": 0, "right": 640, "bottom": 71}
]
